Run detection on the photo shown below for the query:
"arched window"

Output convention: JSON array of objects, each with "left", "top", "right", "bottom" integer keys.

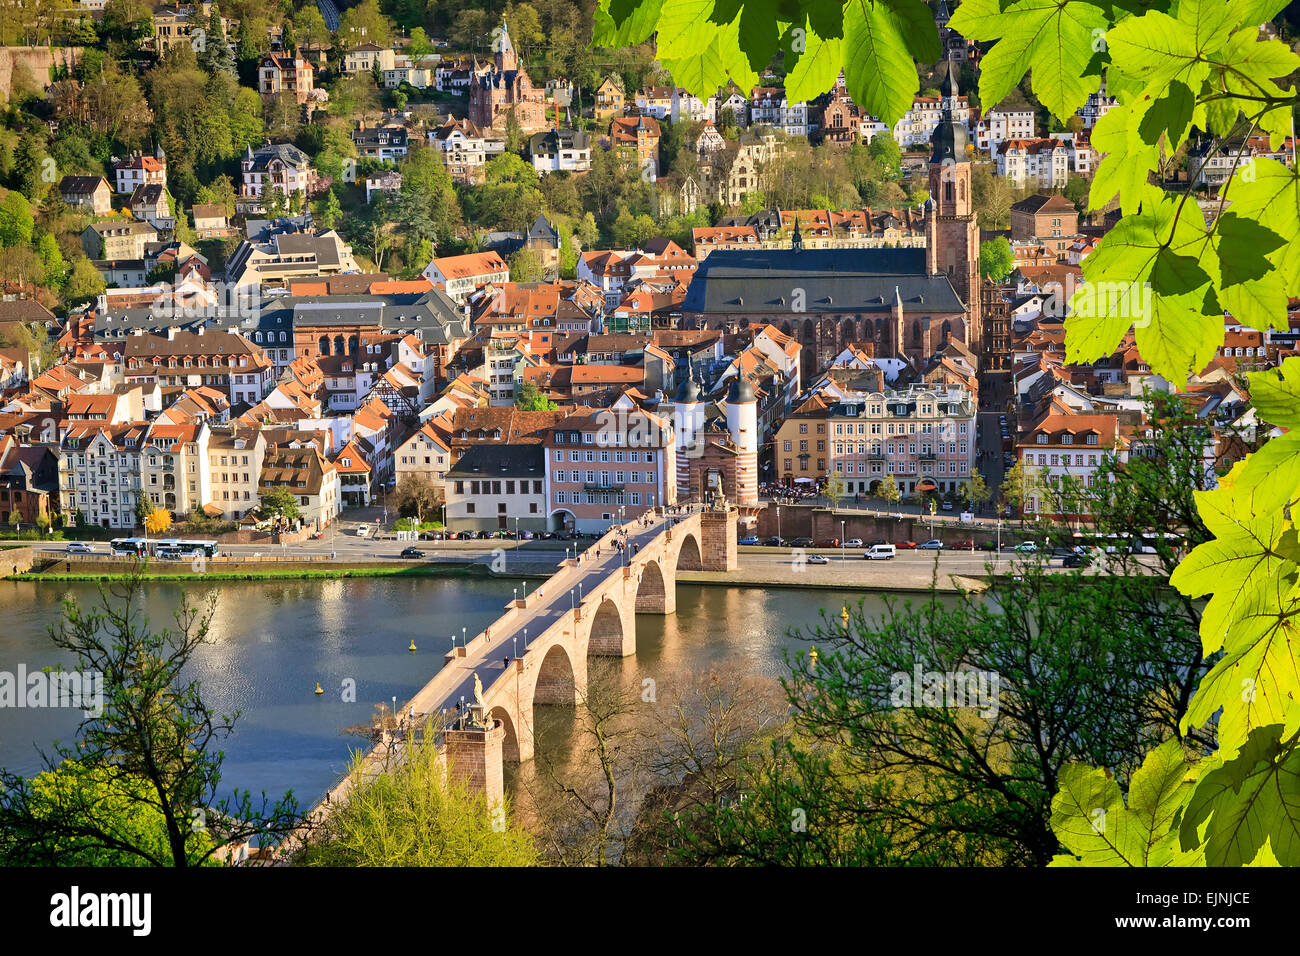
[{"left": 319, "top": 336, "right": 329, "bottom": 355}]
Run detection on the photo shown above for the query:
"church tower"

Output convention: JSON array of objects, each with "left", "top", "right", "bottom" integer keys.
[
  {"left": 725, "top": 376, "right": 758, "bottom": 506},
  {"left": 495, "top": 20, "right": 518, "bottom": 73},
  {"left": 926, "top": 65, "right": 982, "bottom": 353}
]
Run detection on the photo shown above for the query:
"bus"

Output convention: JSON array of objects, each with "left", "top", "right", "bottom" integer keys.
[
  {"left": 152, "top": 539, "right": 218, "bottom": 559},
  {"left": 109, "top": 538, "right": 148, "bottom": 557}
]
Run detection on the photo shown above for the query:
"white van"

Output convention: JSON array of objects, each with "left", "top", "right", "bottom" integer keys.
[
  {"left": 866, "top": 544, "right": 896, "bottom": 560},
  {"left": 355, "top": 524, "right": 370, "bottom": 538}
]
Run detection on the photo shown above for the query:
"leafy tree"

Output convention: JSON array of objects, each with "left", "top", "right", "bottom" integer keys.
[
  {"left": 979, "top": 236, "right": 1015, "bottom": 282},
  {"left": 144, "top": 508, "right": 172, "bottom": 537},
  {"left": 962, "top": 469, "right": 991, "bottom": 512},
  {"left": 392, "top": 474, "right": 441, "bottom": 523},
  {"left": 998, "top": 457, "right": 1042, "bottom": 525},
  {"left": 866, "top": 134, "right": 902, "bottom": 180},
  {"left": 0, "top": 191, "right": 34, "bottom": 247},
  {"left": 63, "top": 257, "right": 106, "bottom": 306},
  {"left": 880, "top": 473, "right": 901, "bottom": 515},
  {"left": 824, "top": 469, "right": 846, "bottom": 504},
  {"left": 7, "top": 510, "right": 18, "bottom": 531},
  {"left": 298, "top": 722, "right": 536, "bottom": 866},
  {"left": 135, "top": 494, "right": 155, "bottom": 528},
  {"left": 508, "top": 248, "right": 545, "bottom": 282},
  {"left": 0, "top": 320, "right": 58, "bottom": 373},
  {"left": 515, "top": 382, "right": 558, "bottom": 411},
  {"left": 655, "top": 566, "right": 1197, "bottom": 866},
  {"left": 337, "top": 0, "right": 390, "bottom": 49},
  {"left": 258, "top": 486, "right": 302, "bottom": 527},
  {"left": 0, "top": 578, "right": 301, "bottom": 865},
  {"left": 318, "top": 188, "right": 342, "bottom": 229}
]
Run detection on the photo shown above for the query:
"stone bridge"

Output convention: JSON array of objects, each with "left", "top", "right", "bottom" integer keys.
[{"left": 289, "top": 506, "right": 739, "bottom": 840}]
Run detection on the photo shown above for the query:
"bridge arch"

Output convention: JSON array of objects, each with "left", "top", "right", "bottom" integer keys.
[
  {"left": 489, "top": 705, "right": 520, "bottom": 762},
  {"left": 532, "top": 643, "right": 577, "bottom": 706},
  {"left": 587, "top": 595, "right": 633, "bottom": 657},
  {"left": 635, "top": 557, "right": 674, "bottom": 614},
  {"left": 674, "top": 531, "right": 704, "bottom": 571}
]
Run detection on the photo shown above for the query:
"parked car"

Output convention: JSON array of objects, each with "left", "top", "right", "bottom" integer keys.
[
  {"left": 999, "top": 415, "right": 1007, "bottom": 426},
  {"left": 518, "top": 531, "right": 534, "bottom": 540},
  {"left": 866, "top": 543, "right": 896, "bottom": 560},
  {"left": 919, "top": 539, "right": 944, "bottom": 549},
  {"left": 399, "top": 547, "right": 426, "bottom": 559},
  {"left": 355, "top": 524, "right": 370, "bottom": 538},
  {"left": 896, "top": 540, "right": 918, "bottom": 549},
  {"left": 940, "top": 500, "right": 953, "bottom": 511},
  {"left": 1063, "top": 553, "right": 1091, "bottom": 567},
  {"left": 763, "top": 536, "right": 786, "bottom": 547},
  {"left": 791, "top": 537, "right": 813, "bottom": 548},
  {"left": 951, "top": 538, "right": 974, "bottom": 549},
  {"left": 738, "top": 535, "right": 761, "bottom": 545},
  {"left": 807, "top": 553, "right": 830, "bottom": 564},
  {"left": 977, "top": 540, "right": 998, "bottom": 551},
  {"left": 419, "top": 531, "right": 444, "bottom": 540},
  {"left": 1013, "top": 541, "right": 1039, "bottom": 553},
  {"left": 813, "top": 538, "right": 841, "bottom": 548},
  {"left": 66, "top": 542, "right": 93, "bottom": 554},
  {"left": 844, "top": 538, "right": 863, "bottom": 548},
  {"left": 869, "top": 539, "right": 888, "bottom": 548},
  {"left": 310, "top": 530, "right": 324, "bottom": 540}
]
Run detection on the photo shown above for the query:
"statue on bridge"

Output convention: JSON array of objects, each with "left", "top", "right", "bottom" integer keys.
[{"left": 471, "top": 673, "right": 491, "bottom": 729}]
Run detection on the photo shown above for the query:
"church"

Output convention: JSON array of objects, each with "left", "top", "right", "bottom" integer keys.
[
  {"left": 681, "top": 70, "right": 984, "bottom": 384},
  {"left": 467, "top": 21, "right": 548, "bottom": 134}
]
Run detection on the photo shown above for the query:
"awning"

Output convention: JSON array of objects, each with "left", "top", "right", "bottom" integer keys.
[{"left": 794, "top": 477, "right": 814, "bottom": 483}]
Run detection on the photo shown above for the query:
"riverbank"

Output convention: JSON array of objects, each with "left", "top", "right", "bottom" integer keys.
[{"left": 10, "top": 561, "right": 490, "bottom": 583}]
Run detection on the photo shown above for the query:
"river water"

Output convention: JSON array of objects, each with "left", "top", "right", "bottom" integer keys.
[{"left": 0, "top": 577, "right": 934, "bottom": 805}]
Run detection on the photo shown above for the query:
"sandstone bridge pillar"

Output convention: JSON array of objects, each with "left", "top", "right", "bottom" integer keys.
[
  {"left": 699, "top": 507, "right": 739, "bottom": 571},
  {"left": 443, "top": 719, "right": 506, "bottom": 810}
]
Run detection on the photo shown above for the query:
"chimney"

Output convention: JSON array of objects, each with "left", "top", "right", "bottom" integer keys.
[{"left": 167, "top": 327, "right": 177, "bottom": 340}]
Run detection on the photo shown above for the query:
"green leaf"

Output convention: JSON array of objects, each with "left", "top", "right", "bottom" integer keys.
[
  {"left": 1219, "top": 273, "right": 1290, "bottom": 333},
  {"left": 1214, "top": 211, "right": 1285, "bottom": 288},
  {"left": 737, "top": 0, "right": 782, "bottom": 73},
  {"left": 1180, "top": 725, "right": 1300, "bottom": 866},
  {"left": 1137, "top": 80, "right": 1196, "bottom": 149},
  {"left": 1181, "top": 591, "right": 1300, "bottom": 754},
  {"left": 784, "top": 24, "right": 845, "bottom": 102},
  {"left": 656, "top": 0, "right": 722, "bottom": 59},
  {"left": 1088, "top": 104, "right": 1159, "bottom": 213},
  {"left": 949, "top": 0, "right": 1108, "bottom": 120},
  {"left": 1171, "top": 478, "right": 1293, "bottom": 643},
  {"left": 1248, "top": 358, "right": 1300, "bottom": 428},
  {"left": 1233, "top": 431, "right": 1300, "bottom": 513},
  {"left": 841, "top": 0, "right": 918, "bottom": 125},
  {"left": 593, "top": 0, "right": 664, "bottom": 46},
  {"left": 880, "top": 0, "right": 941, "bottom": 63},
  {"left": 1134, "top": 291, "right": 1222, "bottom": 382},
  {"left": 1105, "top": 10, "right": 1209, "bottom": 91},
  {"left": 1227, "top": 159, "right": 1300, "bottom": 297},
  {"left": 1049, "top": 739, "right": 1193, "bottom": 866}
]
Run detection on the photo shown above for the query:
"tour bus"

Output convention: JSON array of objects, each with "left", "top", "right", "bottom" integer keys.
[{"left": 109, "top": 538, "right": 149, "bottom": 557}]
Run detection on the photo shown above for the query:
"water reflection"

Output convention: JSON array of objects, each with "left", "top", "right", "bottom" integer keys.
[{"left": 0, "top": 578, "right": 950, "bottom": 805}]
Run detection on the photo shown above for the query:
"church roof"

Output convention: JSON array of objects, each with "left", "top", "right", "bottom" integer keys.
[{"left": 682, "top": 249, "right": 965, "bottom": 315}]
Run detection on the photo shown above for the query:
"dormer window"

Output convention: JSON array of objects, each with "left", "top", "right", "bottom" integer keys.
[
  {"left": 1086, "top": 434, "right": 1099, "bottom": 445},
  {"left": 1036, "top": 434, "right": 1048, "bottom": 444},
  {"left": 1061, "top": 434, "right": 1073, "bottom": 445}
]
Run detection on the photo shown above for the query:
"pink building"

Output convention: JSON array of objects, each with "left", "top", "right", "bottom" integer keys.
[
  {"left": 827, "top": 384, "right": 977, "bottom": 498},
  {"left": 543, "top": 406, "right": 677, "bottom": 533}
]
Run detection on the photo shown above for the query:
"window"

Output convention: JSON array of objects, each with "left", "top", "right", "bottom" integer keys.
[{"left": 1036, "top": 434, "right": 1048, "bottom": 444}]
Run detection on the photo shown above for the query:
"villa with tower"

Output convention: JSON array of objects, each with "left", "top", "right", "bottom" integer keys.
[{"left": 468, "top": 21, "right": 548, "bottom": 134}]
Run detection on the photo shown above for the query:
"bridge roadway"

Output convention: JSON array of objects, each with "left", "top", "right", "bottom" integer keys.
[
  {"left": 410, "top": 507, "right": 688, "bottom": 732},
  {"left": 278, "top": 505, "right": 737, "bottom": 854}
]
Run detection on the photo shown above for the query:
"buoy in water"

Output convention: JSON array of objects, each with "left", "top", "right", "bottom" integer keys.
[
  {"left": 409, "top": 639, "right": 417, "bottom": 653},
  {"left": 314, "top": 682, "right": 324, "bottom": 695}
]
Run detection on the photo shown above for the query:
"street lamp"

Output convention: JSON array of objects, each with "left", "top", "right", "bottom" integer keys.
[
  {"left": 840, "top": 519, "right": 845, "bottom": 562},
  {"left": 776, "top": 505, "right": 781, "bottom": 545}
]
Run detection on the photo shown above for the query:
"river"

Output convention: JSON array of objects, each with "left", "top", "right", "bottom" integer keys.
[{"left": 0, "top": 577, "right": 939, "bottom": 805}]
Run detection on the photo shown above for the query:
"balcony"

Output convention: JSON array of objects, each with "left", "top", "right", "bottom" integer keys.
[{"left": 583, "top": 482, "right": 625, "bottom": 493}]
